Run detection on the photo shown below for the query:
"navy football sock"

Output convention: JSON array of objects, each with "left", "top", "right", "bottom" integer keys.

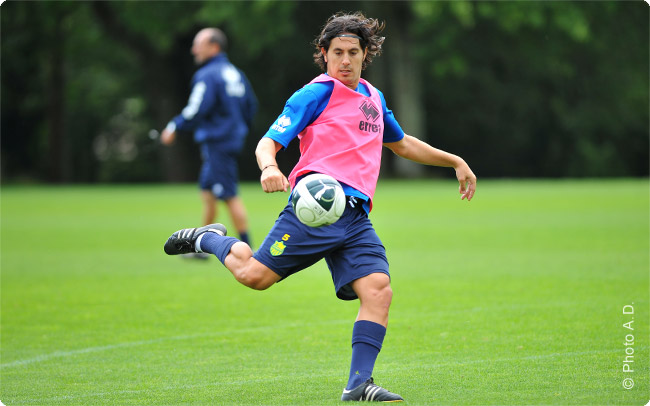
[
  {"left": 198, "top": 232, "right": 238, "bottom": 264},
  {"left": 239, "top": 231, "right": 250, "bottom": 246},
  {"left": 346, "top": 320, "right": 386, "bottom": 390}
]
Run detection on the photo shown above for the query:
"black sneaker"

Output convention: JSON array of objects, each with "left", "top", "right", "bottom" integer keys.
[
  {"left": 341, "top": 378, "right": 404, "bottom": 402},
  {"left": 163, "top": 223, "right": 227, "bottom": 255}
]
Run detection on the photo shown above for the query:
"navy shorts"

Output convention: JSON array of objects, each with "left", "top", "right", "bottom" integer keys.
[
  {"left": 253, "top": 198, "right": 389, "bottom": 301},
  {"left": 199, "top": 142, "right": 239, "bottom": 200}
]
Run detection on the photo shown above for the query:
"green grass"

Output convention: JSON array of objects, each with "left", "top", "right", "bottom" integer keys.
[{"left": 1, "top": 179, "right": 648, "bottom": 405}]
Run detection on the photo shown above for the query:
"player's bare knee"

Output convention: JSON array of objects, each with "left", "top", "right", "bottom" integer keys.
[
  {"left": 377, "top": 284, "right": 393, "bottom": 307},
  {"left": 236, "top": 266, "right": 274, "bottom": 291},
  {"left": 361, "top": 284, "right": 392, "bottom": 309},
  {"left": 235, "top": 271, "right": 259, "bottom": 289},
  {"left": 245, "top": 273, "right": 273, "bottom": 290}
]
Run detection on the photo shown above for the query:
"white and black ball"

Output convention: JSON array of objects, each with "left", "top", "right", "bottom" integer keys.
[{"left": 291, "top": 173, "right": 346, "bottom": 227}]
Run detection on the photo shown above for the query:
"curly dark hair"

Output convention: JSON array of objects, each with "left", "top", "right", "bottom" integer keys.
[{"left": 312, "top": 11, "right": 385, "bottom": 71}]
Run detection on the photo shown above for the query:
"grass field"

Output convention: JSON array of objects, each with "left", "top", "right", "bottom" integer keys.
[{"left": 1, "top": 179, "right": 648, "bottom": 405}]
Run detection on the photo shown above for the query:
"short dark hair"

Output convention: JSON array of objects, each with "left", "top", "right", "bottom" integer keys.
[
  {"left": 207, "top": 28, "right": 228, "bottom": 51},
  {"left": 313, "top": 11, "right": 385, "bottom": 71}
]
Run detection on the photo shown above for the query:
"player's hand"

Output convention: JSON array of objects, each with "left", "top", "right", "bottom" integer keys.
[
  {"left": 455, "top": 162, "right": 476, "bottom": 201},
  {"left": 260, "top": 166, "right": 290, "bottom": 193},
  {"left": 160, "top": 129, "right": 176, "bottom": 145}
]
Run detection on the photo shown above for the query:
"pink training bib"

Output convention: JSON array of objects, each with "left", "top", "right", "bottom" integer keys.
[{"left": 288, "top": 74, "right": 384, "bottom": 211}]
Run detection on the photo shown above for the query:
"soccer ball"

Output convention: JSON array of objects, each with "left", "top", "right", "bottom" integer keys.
[{"left": 291, "top": 173, "right": 346, "bottom": 227}]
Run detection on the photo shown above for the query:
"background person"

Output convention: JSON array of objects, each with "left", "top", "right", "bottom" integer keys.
[
  {"left": 161, "top": 27, "right": 257, "bottom": 248},
  {"left": 164, "top": 12, "right": 476, "bottom": 402}
]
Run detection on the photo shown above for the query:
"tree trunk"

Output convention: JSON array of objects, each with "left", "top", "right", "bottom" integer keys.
[
  {"left": 46, "top": 16, "right": 66, "bottom": 183},
  {"left": 386, "top": 9, "right": 424, "bottom": 178}
]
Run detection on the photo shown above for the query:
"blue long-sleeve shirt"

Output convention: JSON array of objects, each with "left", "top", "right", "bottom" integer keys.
[
  {"left": 263, "top": 80, "right": 404, "bottom": 147},
  {"left": 263, "top": 78, "right": 405, "bottom": 213},
  {"left": 170, "top": 53, "right": 257, "bottom": 152}
]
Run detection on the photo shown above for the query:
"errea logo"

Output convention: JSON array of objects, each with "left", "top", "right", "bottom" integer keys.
[
  {"left": 359, "top": 100, "right": 380, "bottom": 122},
  {"left": 358, "top": 100, "right": 381, "bottom": 133},
  {"left": 271, "top": 115, "right": 291, "bottom": 133}
]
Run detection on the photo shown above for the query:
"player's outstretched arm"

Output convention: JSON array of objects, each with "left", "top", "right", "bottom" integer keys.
[
  {"left": 255, "top": 137, "right": 290, "bottom": 193},
  {"left": 384, "top": 134, "right": 476, "bottom": 201}
]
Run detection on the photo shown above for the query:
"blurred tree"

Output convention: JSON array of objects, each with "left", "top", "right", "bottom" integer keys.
[
  {"left": 2, "top": 2, "right": 74, "bottom": 182},
  {"left": 1, "top": 1, "right": 647, "bottom": 183},
  {"left": 2, "top": 1, "right": 158, "bottom": 182},
  {"left": 359, "top": 1, "right": 426, "bottom": 178},
  {"left": 89, "top": 1, "right": 203, "bottom": 182},
  {"left": 90, "top": 1, "right": 301, "bottom": 182},
  {"left": 408, "top": 1, "right": 648, "bottom": 177}
]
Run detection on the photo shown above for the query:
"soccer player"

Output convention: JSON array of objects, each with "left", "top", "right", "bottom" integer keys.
[
  {"left": 164, "top": 12, "right": 476, "bottom": 402},
  {"left": 161, "top": 28, "right": 258, "bottom": 248}
]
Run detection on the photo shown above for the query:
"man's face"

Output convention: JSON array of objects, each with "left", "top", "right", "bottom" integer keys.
[
  {"left": 191, "top": 30, "right": 219, "bottom": 65},
  {"left": 322, "top": 35, "right": 367, "bottom": 90}
]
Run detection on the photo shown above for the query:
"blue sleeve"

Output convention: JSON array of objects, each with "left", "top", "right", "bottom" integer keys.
[
  {"left": 263, "top": 82, "right": 333, "bottom": 148},
  {"left": 172, "top": 70, "right": 219, "bottom": 132},
  {"left": 377, "top": 89, "right": 405, "bottom": 143}
]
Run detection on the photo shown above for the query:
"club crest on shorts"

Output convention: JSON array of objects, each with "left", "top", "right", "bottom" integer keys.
[{"left": 270, "top": 240, "right": 286, "bottom": 256}]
